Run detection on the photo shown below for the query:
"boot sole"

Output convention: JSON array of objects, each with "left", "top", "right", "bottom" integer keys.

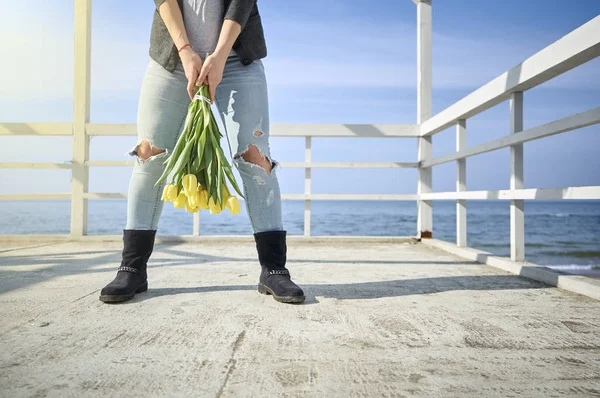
[
  {"left": 258, "top": 283, "right": 305, "bottom": 304},
  {"left": 99, "top": 281, "right": 148, "bottom": 303}
]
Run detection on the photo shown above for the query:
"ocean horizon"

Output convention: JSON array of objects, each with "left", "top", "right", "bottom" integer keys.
[{"left": 1, "top": 199, "right": 599, "bottom": 277}]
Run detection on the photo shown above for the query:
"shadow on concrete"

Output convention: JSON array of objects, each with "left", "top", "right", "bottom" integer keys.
[
  {"left": 0, "top": 244, "right": 551, "bottom": 297},
  {"left": 472, "top": 252, "right": 578, "bottom": 288},
  {"left": 122, "top": 273, "right": 549, "bottom": 304}
]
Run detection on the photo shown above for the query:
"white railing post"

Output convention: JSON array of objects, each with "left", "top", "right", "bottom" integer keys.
[
  {"left": 304, "top": 136, "right": 312, "bottom": 236},
  {"left": 415, "top": 0, "right": 433, "bottom": 239},
  {"left": 193, "top": 212, "right": 200, "bottom": 236},
  {"left": 456, "top": 119, "right": 467, "bottom": 246},
  {"left": 71, "top": 0, "right": 92, "bottom": 237},
  {"left": 510, "top": 92, "right": 525, "bottom": 261}
]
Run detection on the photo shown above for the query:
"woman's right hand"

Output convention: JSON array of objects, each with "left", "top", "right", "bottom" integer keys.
[{"left": 179, "top": 47, "right": 205, "bottom": 100}]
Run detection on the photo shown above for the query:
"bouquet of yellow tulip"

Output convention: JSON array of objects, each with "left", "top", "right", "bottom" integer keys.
[{"left": 154, "top": 85, "right": 243, "bottom": 215}]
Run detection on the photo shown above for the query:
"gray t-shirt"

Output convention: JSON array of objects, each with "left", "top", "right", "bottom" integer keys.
[
  {"left": 150, "top": 0, "right": 265, "bottom": 72},
  {"left": 181, "top": 0, "right": 232, "bottom": 58}
]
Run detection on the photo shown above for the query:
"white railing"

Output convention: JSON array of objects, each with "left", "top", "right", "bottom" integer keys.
[
  {"left": 1, "top": 1, "right": 599, "bottom": 266},
  {"left": 0, "top": 121, "right": 420, "bottom": 237},
  {"left": 416, "top": 10, "right": 600, "bottom": 261}
]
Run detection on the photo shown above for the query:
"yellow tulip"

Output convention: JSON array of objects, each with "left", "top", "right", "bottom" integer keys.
[
  {"left": 188, "top": 189, "right": 200, "bottom": 208},
  {"left": 182, "top": 174, "right": 198, "bottom": 196},
  {"left": 226, "top": 196, "right": 241, "bottom": 215},
  {"left": 198, "top": 188, "right": 209, "bottom": 210},
  {"left": 208, "top": 197, "right": 222, "bottom": 214},
  {"left": 166, "top": 184, "right": 179, "bottom": 202},
  {"left": 185, "top": 201, "right": 198, "bottom": 213},
  {"left": 222, "top": 184, "right": 230, "bottom": 201},
  {"left": 173, "top": 192, "right": 187, "bottom": 209},
  {"left": 161, "top": 184, "right": 170, "bottom": 201}
]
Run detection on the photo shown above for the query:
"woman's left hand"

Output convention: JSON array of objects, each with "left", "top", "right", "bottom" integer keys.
[{"left": 196, "top": 52, "right": 228, "bottom": 104}]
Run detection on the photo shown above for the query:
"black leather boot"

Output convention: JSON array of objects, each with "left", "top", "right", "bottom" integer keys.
[
  {"left": 254, "top": 230, "right": 305, "bottom": 304},
  {"left": 99, "top": 229, "right": 156, "bottom": 303}
]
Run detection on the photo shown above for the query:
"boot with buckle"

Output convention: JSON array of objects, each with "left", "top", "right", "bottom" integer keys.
[
  {"left": 99, "top": 229, "right": 156, "bottom": 303},
  {"left": 254, "top": 230, "right": 305, "bottom": 304}
]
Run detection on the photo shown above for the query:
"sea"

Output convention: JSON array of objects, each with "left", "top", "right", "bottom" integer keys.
[{"left": 1, "top": 200, "right": 599, "bottom": 277}]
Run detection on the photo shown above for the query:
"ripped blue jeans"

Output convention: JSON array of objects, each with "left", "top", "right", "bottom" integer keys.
[{"left": 125, "top": 54, "right": 283, "bottom": 234}]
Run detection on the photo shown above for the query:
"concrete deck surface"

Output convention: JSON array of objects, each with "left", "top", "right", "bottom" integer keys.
[{"left": 1, "top": 240, "right": 599, "bottom": 397}]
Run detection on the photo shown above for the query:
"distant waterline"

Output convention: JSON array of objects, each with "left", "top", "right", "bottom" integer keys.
[{"left": 1, "top": 200, "right": 599, "bottom": 277}]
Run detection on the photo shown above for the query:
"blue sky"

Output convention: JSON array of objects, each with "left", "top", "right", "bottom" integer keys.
[{"left": 0, "top": 0, "right": 599, "bottom": 196}]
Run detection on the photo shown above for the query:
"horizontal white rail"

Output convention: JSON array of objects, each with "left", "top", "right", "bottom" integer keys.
[
  {"left": 0, "top": 193, "right": 72, "bottom": 200},
  {"left": 5, "top": 187, "right": 596, "bottom": 202},
  {"left": 0, "top": 123, "right": 73, "bottom": 136},
  {"left": 284, "top": 194, "right": 417, "bottom": 200},
  {"left": 420, "top": 16, "right": 600, "bottom": 137},
  {"left": 4, "top": 188, "right": 597, "bottom": 202},
  {"left": 77, "top": 193, "right": 416, "bottom": 201},
  {"left": 0, "top": 234, "right": 418, "bottom": 243},
  {"left": 271, "top": 124, "right": 419, "bottom": 137},
  {"left": 83, "top": 160, "right": 418, "bottom": 169},
  {"left": 284, "top": 161, "right": 418, "bottom": 169},
  {"left": 85, "top": 161, "right": 135, "bottom": 167},
  {"left": 83, "top": 193, "right": 126, "bottom": 199},
  {"left": 85, "top": 123, "right": 420, "bottom": 138},
  {"left": 0, "top": 162, "right": 73, "bottom": 169},
  {"left": 421, "top": 186, "right": 600, "bottom": 200},
  {"left": 423, "top": 107, "right": 600, "bottom": 168}
]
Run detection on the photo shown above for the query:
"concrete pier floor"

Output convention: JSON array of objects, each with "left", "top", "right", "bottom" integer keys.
[{"left": 1, "top": 240, "right": 599, "bottom": 397}]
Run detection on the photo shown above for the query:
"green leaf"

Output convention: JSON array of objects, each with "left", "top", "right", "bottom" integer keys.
[
  {"left": 205, "top": 124, "right": 244, "bottom": 199},
  {"left": 174, "top": 168, "right": 184, "bottom": 187},
  {"left": 170, "top": 140, "right": 194, "bottom": 178},
  {"left": 155, "top": 164, "right": 172, "bottom": 187},
  {"left": 154, "top": 101, "right": 202, "bottom": 188},
  {"left": 210, "top": 164, "right": 218, "bottom": 205},
  {"left": 216, "top": 152, "right": 223, "bottom": 208},
  {"left": 191, "top": 150, "right": 200, "bottom": 171},
  {"left": 210, "top": 116, "right": 223, "bottom": 139},
  {"left": 204, "top": 139, "right": 213, "bottom": 195},
  {"left": 223, "top": 165, "right": 244, "bottom": 198},
  {"left": 197, "top": 170, "right": 207, "bottom": 188},
  {"left": 197, "top": 135, "right": 206, "bottom": 172},
  {"left": 208, "top": 128, "right": 224, "bottom": 208}
]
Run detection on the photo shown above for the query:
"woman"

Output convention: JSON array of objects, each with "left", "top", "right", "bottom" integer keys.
[{"left": 99, "top": 0, "right": 304, "bottom": 304}]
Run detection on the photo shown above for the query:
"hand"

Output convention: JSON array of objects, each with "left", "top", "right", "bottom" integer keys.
[
  {"left": 196, "top": 52, "right": 227, "bottom": 104},
  {"left": 179, "top": 47, "right": 205, "bottom": 100}
]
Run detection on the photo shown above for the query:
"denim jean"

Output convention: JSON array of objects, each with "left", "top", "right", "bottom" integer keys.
[{"left": 125, "top": 54, "right": 283, "bottom": 234}]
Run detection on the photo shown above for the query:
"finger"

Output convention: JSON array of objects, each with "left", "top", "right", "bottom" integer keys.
[
  {"left": 187, "top": 69, "right": 199, "bottom": 100},
  {"left": 209, "top": 80, "right": 216, "bottom": 104},
  {"left": 195, "top": 70, "right": 206, "bottom": 87},
  {"left": 187, "top": 80, "right": 193, "bottom": 101},
  {"left": 197, "top": 63, "right": 209, "bottom": 88}
]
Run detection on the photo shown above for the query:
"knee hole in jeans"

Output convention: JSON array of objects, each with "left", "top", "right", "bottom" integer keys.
[
  {"left": 135, "top": 140, "right": 166, "bottom": 161},
  {"left": 234, "top": 143, "right": 273, "bottom": 175}
]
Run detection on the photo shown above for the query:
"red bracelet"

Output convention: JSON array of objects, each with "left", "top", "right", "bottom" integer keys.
[{"left": 178, "top": 43, "right": 191, "bottom": 53}]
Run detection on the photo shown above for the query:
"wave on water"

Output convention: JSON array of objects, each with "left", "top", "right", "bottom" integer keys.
[
  {"left": 546, "top": 264, "right": 599, "bottom": 271},
  {"left": 525, "top": 243, "right": 552, "bottom": 248},
  {"left": 538, "top": 250, "right": 600, "bottom": 259},
  {"left": 526, "top": 213, "right": 600, "bottom": 218},
  {"left": 553, "top": 240, "right": 582, "bottom": 246},
  {"left": 475, "top": 243, "right": 508, "bottom": 248},
  {"left": 476, "top": 242, "right": 574, "bottom": 249}
]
